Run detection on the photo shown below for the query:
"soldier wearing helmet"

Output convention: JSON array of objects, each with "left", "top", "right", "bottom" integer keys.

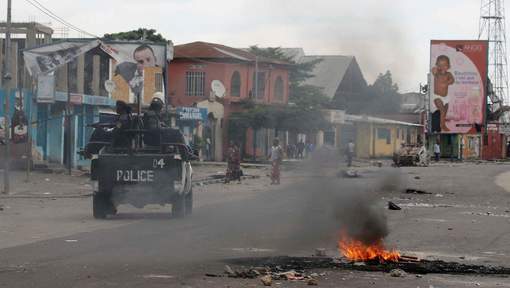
[{"left": 143, "top": 97, "right": 166, "bottom": 146}]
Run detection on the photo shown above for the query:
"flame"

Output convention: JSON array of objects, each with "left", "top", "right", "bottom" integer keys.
[{"left": 338, "top": 235, "right": 400, "bottom": 263}]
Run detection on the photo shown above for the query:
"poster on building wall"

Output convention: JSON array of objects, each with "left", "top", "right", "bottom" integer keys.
[
  {"left": 36, "top": 74, "right": 56, "bottom": 103},
  {"left": 100, "top": 43, "right": 166, "bottom": 104},
  {"left": 24, "top": 40, "right": 101, "bottom": 76},
  {"left": 430, "top": 40, "right": 488, "bottom": 134},
  {"left": 24, "top": 40, "right": 169, "bottom": 106}
]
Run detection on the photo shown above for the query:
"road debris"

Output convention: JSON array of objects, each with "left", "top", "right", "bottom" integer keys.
[
  {"left": 388, "top": 201, "right": 402, "bottom": 210},
  {"left": 224, "top": 265, "right": 235, "bottom": 276},
  {"left": 339, "top": 169, "right": 359, "bottom": 178},
  {"left": 142, "top": 274, "right": 174, "bottom": 279},
  {"left": 307, "top": 278, "right": 319, "bottom": 285},
  {"left": 260, "top": 275, "right": 273, "bottom": 286},
  {"left": 229, "top": 256, "right": 510, "bottom": 276},
  {"left": 405, "top": 189, "right": 432, "bottom": 195},
  {"left": 390, "top": 268, "right": 407, "bottom": 277}
]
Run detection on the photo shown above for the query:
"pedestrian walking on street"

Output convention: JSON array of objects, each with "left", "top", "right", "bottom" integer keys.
[
  {"left": 225, "top": 141, "right": 242, "bottom": 183},
  {"left": 346, "top": 139, "right": 355, "bottom": 167},
  {"left": 205, "top": 137, "right": 212, "bottom": 161},
  {"left": 434, "top": 141, "right": 441, "bottom": 162},
  {"left": 297, "top": 140, "right": 305, "bottom": 159},
  {"left": 306, "top": 142, "right": 315, "bottom": 158},
  {"left": 269, "top": 138, "right": 283, "bottom": 185}
]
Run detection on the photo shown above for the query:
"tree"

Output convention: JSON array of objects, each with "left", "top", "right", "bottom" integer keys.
[
  {"left": 248, "top": 46, "right": 328, "bottom": 108},
  {"left": 104, "top": 28, "right": 166, "bottom": 42},
  {"left": 239, "top": 47, "right": 329, "bottom": 127},
  {"left": 362, "top": 70, "right": 401, "bottom": 114}
]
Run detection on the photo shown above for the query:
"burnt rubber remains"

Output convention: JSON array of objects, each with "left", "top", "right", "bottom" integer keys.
[{"left": 225, "top": 256, "right": 510, "bottom": 276}]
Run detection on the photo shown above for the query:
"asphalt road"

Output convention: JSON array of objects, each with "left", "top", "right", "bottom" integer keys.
[{"left": 1, "top": 159, "right": 510, "bottom": 288}]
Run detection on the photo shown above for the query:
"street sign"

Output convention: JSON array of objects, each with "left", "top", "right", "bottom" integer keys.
[
  {"left": 177, "top": 107, "right": 208, "bottom": 121},
  {"left": 69, "top": 93, "right": 83, "bottom": 105}
]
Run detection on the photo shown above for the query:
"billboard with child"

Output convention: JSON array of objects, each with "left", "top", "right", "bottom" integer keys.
[{"left": 429, "top": 40, "right": 488, "bottom": 134}]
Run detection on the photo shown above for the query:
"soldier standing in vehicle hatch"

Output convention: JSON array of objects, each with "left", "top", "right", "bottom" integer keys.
[{"left": 112, "top": 100, "right": 132, "bottom": 148}]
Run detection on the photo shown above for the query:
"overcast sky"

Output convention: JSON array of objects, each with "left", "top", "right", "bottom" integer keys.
[{"left": 5, "top": 0, "right": 488, "bottom": 91}]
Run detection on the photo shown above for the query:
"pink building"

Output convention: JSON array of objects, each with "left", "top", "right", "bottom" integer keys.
[{"left": 167, "top": 41, "right": 291, "bottom": 160}]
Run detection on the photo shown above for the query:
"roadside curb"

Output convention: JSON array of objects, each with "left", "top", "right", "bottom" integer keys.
[
  {"left": 191, "top": 161, "right": 270, "bottom": 169},
  {"left": 0, "top": 175, "right": 262, "bottom": 199},
  {"left": 192, "top": 175, "right": 261, "bottom": 187}
]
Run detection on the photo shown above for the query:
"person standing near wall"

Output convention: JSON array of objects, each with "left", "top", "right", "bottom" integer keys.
[
  {"left": 434, "top": 141, "right": 441, "bottom": 162},
  {"left": 346, "top": 139, "right": 355, "bottom": 167},
  {"left": 225, "top": 141, "right": 242, "bottom": 183},
  {"left": 269, "top": 138, "right": 283, "bottom": 185}
]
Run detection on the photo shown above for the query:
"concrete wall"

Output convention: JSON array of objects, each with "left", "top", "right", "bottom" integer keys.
[{"left": 348, "top": 122, "right": 419, "bottom": 158}]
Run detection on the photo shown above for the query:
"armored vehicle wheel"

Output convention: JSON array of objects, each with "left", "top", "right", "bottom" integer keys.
[
  {"left": 185, "top": 188, "right": 193, "bottom": 215},
  {"left": 93, "top": 193, "right": 108, "bottom": 219},
  {"left": 172, "top": 194, "right": 186, "bottom": 218}
]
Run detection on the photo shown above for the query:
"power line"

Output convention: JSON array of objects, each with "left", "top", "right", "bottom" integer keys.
[
  {"left": 26, "top": 0, "right": 98, "bottom": 38},
  {"left": 24, "top": 0, "right": 100, "bottom": 38},
  {"left": 25, "top": 0, "right": 98, "bottom": 38}
]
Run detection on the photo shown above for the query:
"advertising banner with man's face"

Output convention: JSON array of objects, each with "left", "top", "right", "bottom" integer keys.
[
  {"left": 430, "top": 40, "right": 488, "bottom": 134},
  {"left": 24, "top": 40, "right": 167, "bottom": 105},
  {"left": 100, "top": 43, "right": 166, "bottom": 105}
]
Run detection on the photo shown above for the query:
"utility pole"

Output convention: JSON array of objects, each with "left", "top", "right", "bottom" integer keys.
[
  {"left": 253, "top": 56, "right": 259, "bottom": 161},
  {"left": 66, "top": 62, "right": 72, "bottom": 175},
  {"left": 3, "top": 0, "right": 12, "bottom": 194}
]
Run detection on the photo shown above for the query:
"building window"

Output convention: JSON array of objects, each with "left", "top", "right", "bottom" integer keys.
[
  {"left": 274, "top": 76, "right": 284, "bottom": 101},
  {"left": 252, "top": 72, "right": 266, "bottom": 98},
  {"left": 230, "top": 71, "right": 241, "bottom": 97},
  {"left": 377, "top": 128, "right": 391, "bottom": 144},
  {"left": 185, "top": 71, "right": 205, "bottom": 97},
  {"left": 155, "top": 72, "right": 163, "bottom": 92}
]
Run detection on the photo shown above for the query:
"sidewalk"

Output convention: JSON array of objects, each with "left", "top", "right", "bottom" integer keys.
[{"left": 0, "top": 163, "right": 265, "bottom": 198}]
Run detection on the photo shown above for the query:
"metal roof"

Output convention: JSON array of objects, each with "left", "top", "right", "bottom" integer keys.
[
  {"left": 174, "top": 41, "right": 290, "bottom": 65},
  {"left": 301, "top": 55, "right": 355, "bottom": 99},
  {"left": 346, "top": 114, "right": 422, "bottom": 127}
]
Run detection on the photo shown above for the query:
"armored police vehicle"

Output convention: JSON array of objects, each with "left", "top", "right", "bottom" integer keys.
[{"left": 82, "top": 99, "right": 194, "bottom": 219}]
